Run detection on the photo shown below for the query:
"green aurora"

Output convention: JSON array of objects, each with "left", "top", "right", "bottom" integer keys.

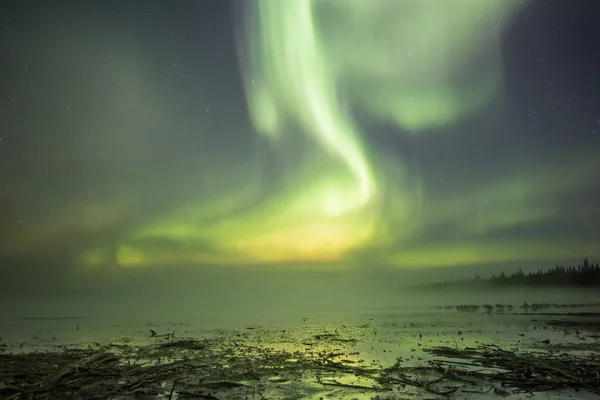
[{"left": 2, "top": 0, "right": 600, "bottom": 273}]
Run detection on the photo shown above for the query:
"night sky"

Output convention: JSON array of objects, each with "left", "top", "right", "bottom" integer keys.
[{"left": 1, "top": 0, "right": 600, "bottom": 293}]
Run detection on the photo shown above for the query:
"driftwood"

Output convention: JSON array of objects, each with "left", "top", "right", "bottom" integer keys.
[
  {"left": 422, "top": 344, "right": 600, "bottom": 395},
  {"left": 1, "top": 334, "right": 599, "bottom": 399}
]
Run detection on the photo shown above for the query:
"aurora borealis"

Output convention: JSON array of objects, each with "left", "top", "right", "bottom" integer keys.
[{"left": 1, "top": 0, "right": 600, "bottom": 283}]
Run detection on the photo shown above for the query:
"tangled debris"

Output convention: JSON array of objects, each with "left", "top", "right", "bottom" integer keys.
[
  {"left": 421, "top": 344, "right": 600, "bottom": 395},
  {"left": 1, "top": 330, "right": 599, "bottom": 399}
]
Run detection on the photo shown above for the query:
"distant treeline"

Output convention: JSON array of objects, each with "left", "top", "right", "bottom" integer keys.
[{"left": 419, "top": 259, "right": 600, "bottom": 289}]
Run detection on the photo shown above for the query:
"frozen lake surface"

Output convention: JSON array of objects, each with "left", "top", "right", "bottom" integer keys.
[{"left": 1, "top": 304, "right": 599, "bottom": 399}]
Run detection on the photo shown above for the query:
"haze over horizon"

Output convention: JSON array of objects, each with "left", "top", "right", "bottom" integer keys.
[{"left": 1, "top": 0, "right": 600, "bottom": 301}]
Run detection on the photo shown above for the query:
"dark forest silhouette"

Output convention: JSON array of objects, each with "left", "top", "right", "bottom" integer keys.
[{"left": 418, "top": 259, "right": 600, "bottom": 289}]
